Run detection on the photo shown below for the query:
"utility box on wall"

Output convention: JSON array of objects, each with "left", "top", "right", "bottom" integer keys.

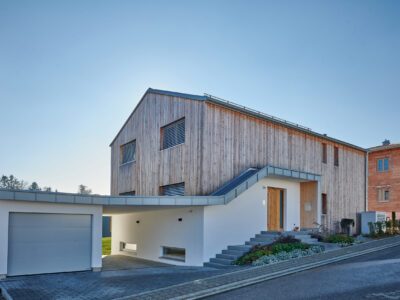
[{"left": 360, "top": 211, "right": 387, "bottom": 235}]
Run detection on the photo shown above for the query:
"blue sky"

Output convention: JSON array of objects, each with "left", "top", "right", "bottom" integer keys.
[{"left": 1, "top": 0, "right": 399, "bottom": 194}]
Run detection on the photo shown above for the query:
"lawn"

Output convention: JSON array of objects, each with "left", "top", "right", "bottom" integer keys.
[{"left": 102, "top": 237, "right": 111, "bottom": 255}]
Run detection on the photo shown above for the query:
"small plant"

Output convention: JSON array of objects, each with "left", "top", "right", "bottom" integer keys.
[
  {"left": 324, "top": 234, "right": 354, "bottom": 245},
  {"left": 274, "top": 234, "right": 301, "bottom": 244},
  {"left": 376, "top": 221, "right": 384, "bottom": 235},
  {"left": 340, "top": 218, "right": 355, "bottom": 236},
  {"left": 368, "top": 222, "right": 376, "bottom": 237}
]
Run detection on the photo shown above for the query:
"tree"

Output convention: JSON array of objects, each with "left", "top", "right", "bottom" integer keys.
[
  {"left": 0, "top": 175, "right": 26, "bottom": 190},
  {"left": 42, "top": 187, "right": 52, "bottom": 192},
  {"left": 28, "top": 182, "right": 41, "bottom": 191},
  {"left": 78, "top": 184, "right": 92, "bottom": 195}
]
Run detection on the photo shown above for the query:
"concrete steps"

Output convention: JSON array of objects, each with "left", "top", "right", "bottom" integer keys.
[{"left": 203, "top": 230, "right": 319, "bottom": 269}]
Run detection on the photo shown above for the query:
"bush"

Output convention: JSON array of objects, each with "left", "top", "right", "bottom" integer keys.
[
  {"left": 324, "top": 234, "right": 354, "bottom": 245},
  {"left": 270, "top": 242, "right": 309, "bottom": 254},
  {"left": 252, "top": 245, "right": 325, "bottom": 266},
  {"left": 235, "top": 240, "right": 309, "bottom": 265},
  {"left": 274, "top": 234, "right": 301, "bottom": 244}
]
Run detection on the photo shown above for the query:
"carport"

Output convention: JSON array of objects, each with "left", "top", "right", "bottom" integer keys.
[{"left": 0, "top": 189, "right": 221, "bottom": 278}]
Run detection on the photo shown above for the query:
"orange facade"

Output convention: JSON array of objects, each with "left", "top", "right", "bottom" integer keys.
[{"left": 368, "top": 145, "right": 400, "bottom": 215}]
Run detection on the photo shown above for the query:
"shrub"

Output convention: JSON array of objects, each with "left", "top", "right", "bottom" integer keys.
[
  {"left": 340, "top": 218, "right": 355, "bottom": 236},
  {"left": 235, "top": 240, "right": 310, "bottom": 265},
  {"left": 324, "top": 234, "right": 354, "bottom": 245},
  {"left": 270, "top": 242, "right": 309, "bottom": 254},
  {"left": 252, "top": 245, "right": 325, "bottom": 266},
  {"left": 274, "top": 234, "right": 301, "bottom": 244}
]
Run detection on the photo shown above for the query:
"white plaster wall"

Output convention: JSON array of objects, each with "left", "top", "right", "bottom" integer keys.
[
  {"left": 203, "top": 177, "right": 300, "bottom": 262},
  {"left": 0, "top": 200, "right": 103, "bottom": 276},
  {"left": 111, "top": 207, "right": 204, "bottom": 266}
]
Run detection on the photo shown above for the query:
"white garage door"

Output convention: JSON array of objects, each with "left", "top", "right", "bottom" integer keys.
[{"left": 8, "top": 213, "right": 92, "bottom": 276}]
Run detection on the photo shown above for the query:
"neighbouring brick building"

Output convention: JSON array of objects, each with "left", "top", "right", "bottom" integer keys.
[{"left": 368, "top": 140, "right": 400, "bottom": 215}]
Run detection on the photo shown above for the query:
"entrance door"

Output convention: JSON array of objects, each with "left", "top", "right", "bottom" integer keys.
[{"left": 268, "top": 188, "right": 284, "bottom": 231}]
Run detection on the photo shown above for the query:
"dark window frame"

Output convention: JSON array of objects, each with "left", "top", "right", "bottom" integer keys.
[
  {"left": 120, "top": 140, "right": 136, "bottom": 165},
  {"left": 321, "top": 193, "right": 327, "bottom": 215},
  {"left": 160, "top": 118, "right": 185, "bottom": 150},
  {"left": 334, "top": 146, "right": 339, "bottom": 166},
  {"left": 322, "top": 143, "right": 327, "bottom": 164},
  {"left": 119, "top": 191, "right": 136, "bottom": 196}
]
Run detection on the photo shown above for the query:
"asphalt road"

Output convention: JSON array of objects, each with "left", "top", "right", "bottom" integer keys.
[{"left": 207, "top": 245, "right": 400, "bottom": 300}]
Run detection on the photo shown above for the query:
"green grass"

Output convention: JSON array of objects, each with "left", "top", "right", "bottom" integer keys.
[{"left": 102, "top": 237, "right": 111, "bottom": 255}]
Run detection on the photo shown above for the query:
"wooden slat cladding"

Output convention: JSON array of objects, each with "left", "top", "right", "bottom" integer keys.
[
  {"left": 111, "top": 92, "right": 366, "bottom": 228},
  {"left": 110, "top": 93, "right": 203, "bottom": 196},
  {"left": 201, "top": 102, "right": 366, "bottom": 228}
]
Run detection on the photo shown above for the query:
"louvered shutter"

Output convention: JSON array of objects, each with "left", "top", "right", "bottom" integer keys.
[
  {"left": 162, "top": 118, "right": 185, "bottom": 149},
  {"left": 161, "top": 182, "right": 185, "bottom": 196}
]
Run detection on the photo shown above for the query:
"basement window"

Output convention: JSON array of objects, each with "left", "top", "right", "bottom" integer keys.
[
  {"left": 120, "top": 242, "right": 137, "bottom": 253},
  {"left": 161, "top": 246, "right": 186, "bottom": 262}
]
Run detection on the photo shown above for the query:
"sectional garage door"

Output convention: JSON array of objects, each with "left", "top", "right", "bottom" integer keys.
[{"left": 8, "top": 213, "right": 92, "bottom": 276}]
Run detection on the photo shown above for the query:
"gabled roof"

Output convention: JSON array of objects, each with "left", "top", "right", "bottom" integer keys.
[
  {"left": 110, "top": 88, "right": 367, "bottom": 152},
  {"left": 368, "top": 143, "right": 400, "bottom": 152}
]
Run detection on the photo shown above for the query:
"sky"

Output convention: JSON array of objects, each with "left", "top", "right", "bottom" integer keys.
[{"left": 1, "top": 0, "right": 399, "bottom": 195}]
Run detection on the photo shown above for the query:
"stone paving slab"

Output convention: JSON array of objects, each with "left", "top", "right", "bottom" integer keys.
[
  {"left": 123, "top": 236, "right": 400, "bottom": 300},
  {"left": 0, "top": 265, "right": 226, "bottom": 300}
]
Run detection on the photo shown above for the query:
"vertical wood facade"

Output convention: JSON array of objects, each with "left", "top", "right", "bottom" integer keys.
[{"left": 110, "top": 89, "right": 367, "bottom": 229}]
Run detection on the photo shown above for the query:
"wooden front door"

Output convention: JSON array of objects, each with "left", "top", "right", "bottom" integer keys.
[{"left": 268, "top": 188, "right": 284, "bottom": 231}]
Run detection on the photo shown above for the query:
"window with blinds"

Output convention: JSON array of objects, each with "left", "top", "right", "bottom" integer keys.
[
  {"left": 120, "top": 140, "right": 136, "bottom": 165},
  {"left": 119, "top": 191, "right": 136, "bottom": 196},
  {"left": 161, "top": 118, "right": 185, "bottom": 150},
  {"left": 160, "top": 182, "right": 185, "bottom": 196}
]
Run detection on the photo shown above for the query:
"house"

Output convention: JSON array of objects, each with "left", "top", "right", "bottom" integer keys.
[
  {"left": 368, "top": 140, "right": 400, "bottom": 216},
  {"left": 0, "top": 88, "right": 368, "bottom": 278},
  {"left": 109, "top": 88, "right": 367, "bottom": 266}
]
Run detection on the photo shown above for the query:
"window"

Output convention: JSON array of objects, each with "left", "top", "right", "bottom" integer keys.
[
  {"left": 161, "top": 246, "right": 185, "bottom": 262},
  {"left": 334, "top": 146, "right": 339, "bottom": 166},
  {"left": 160, "top": 182, "right": 185, "bottom": 196},
  {"left": 161, "top": 118, "right": 185, "bottom": 150},
  {"left": 120, "top": 140, "right": 136, "bottom": 165},
  {"left": 377, "top": 158, "right": 389, "bottom": 172},
  {"left": 377, "top": 188, "right": 390, "bottom": 202},
  {"left": 322, "top": 143, "right": 327, "bottom": 164},
  {"left": 119, "top": 191, "right": 136, "bottom": 196},
  {"left": 321, "top": 193, "right": 327, "bottom": 215},
  {"left": 120, "top": 242, "right": 137, "bottom": 253}
]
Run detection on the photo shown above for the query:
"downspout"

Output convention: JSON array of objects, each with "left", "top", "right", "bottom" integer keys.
[{"left": 365, "top": 151, "right": 369, "bottom": 212}]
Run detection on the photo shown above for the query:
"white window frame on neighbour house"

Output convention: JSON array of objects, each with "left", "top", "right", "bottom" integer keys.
[
  {"left": 120, "top": 140, "right": 136, "bottom": 165},
  {"left": 377, "top": 158, "right": 389, "bottom": 172},
  {"left": 377, "top": 187, "right": 390, "bottom": 202}
]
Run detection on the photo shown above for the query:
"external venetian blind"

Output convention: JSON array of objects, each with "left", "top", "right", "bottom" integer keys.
[
  {"left": 161, "top": 118, "right": 185, "bottom": 150},
  {"left": 120, "top": 140, "right": 136, "bottom": 164},
  {"left": 160, "top": 182, "right": 185, "bottom": 196}
]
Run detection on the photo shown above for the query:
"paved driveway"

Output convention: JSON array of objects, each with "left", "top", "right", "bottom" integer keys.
[{"left": 0, "top": 255, "right": 226, "bottom": 300}]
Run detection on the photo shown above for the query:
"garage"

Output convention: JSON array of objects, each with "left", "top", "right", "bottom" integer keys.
[{"left": 7, "top": 213, "right": 92, "bottom": 276}]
